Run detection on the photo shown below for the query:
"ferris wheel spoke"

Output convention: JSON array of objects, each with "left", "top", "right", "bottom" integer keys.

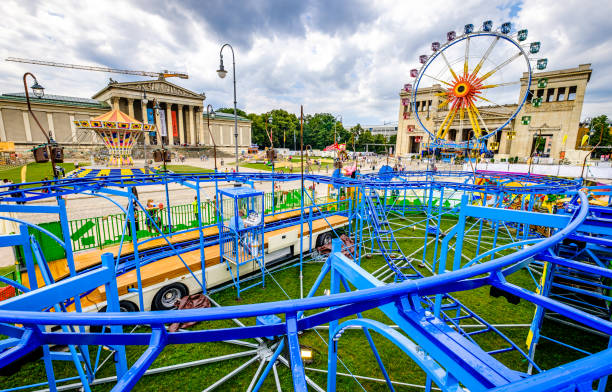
[
  {"left": 458, "top": 107, "right": 464, "bottom": 141},
  {"left": 464, "top": 37, "right": 470, "bottom": 77},
  {"left": 440, "top": 106, "right": 458, "bottom": 138},
  {"left": 470, "top": 36, "right": 500, "bottom": 79},
  {"left": 423, "top": 73, "right": 453, "bottom": 87},
  {"left": 438, "top": 97, "right": 452, "bottom": 109},
  {"left": 466, "top": 105, "right": 482, "bottom": 137},
  {"left": 474, "top": 94, "right": 516, "bottom": 114},
  {"left": 479, "top": 52, "right": 523, "bottom": 82},
  {"left": 472, "top": 104, "right": 492, "bottom": 135},
  {"left": 437, "top": 105, "right": 457, "bottom": 138},
  {"left": 480, "top": 80, "right": 521, "bottom": 89},
  {"left": 440, "top": 50, "right": 459, "bottom": 81}
]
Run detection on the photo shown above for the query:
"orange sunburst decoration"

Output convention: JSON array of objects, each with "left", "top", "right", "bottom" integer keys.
[{"left": 436, "top": 65, "right": 486, "bottom": 140}]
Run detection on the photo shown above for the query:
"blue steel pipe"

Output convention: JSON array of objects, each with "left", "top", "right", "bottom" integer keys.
[{"left": 0, "top": 193, "right": 593, "bottom": 331}]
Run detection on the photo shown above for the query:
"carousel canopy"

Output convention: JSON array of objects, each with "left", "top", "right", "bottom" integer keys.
[{"left": 73, "top": 108, "right": 155, "bottom": 131}]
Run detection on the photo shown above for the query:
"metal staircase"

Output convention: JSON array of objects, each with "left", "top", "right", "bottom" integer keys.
[{"left": 363, "top": 188, "right": 421, "bottom": 281}]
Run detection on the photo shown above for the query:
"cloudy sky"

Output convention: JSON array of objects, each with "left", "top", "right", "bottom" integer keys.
[{"left": 0, "top": 0, "right": 610, "bottom": 126}]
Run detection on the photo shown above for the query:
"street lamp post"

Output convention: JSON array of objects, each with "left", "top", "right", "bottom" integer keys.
[
  {"left": 217, "top": 43, "right": 239, "bottom": 174},
  {"left": 264, "top": 114, "right": 276, "bottom": 212},
  {"left": 23, "top": 72, "right": 58, "bottom": 180},
  {"left": 141, "top": 86, "right": 148, "bottom": 167},
  {"left": 206, "top": 104, "right": 218, "bottom": 172},
  {"left": 334, "top": 114, "right": 342, "bottom": 144}
]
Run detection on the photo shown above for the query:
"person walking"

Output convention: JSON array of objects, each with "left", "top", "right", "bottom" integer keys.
[{"left": 192, "top": 196, "right": 199, "bottom": 222}]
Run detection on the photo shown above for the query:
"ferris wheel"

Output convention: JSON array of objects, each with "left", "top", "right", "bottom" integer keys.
[{"left": 405, "top": 21, "right": 547, "bottom": 150}]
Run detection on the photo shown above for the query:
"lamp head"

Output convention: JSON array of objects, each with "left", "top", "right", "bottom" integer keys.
[
  {"left": 31, "top": 81, "right": 45, "bottom": 98},
  {"left": 217, "top": 58, "right": 227, "bottom": 79},
  {"left": 268, "top": 116, "right": 273, "bottom": 124},
  {"left": 210, "top": 109, "right": 216, "bottom": 119}
]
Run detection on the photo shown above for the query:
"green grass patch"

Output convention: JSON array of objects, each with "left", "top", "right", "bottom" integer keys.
[
  {"left": 1, "top": 211, "right": 608, "bottom": 391},
  {"left": 165, "top": 165, "right": 214, "bottom": 174},
  {"left": 0, "top": 162, "right": 88, "bottom": 185}
]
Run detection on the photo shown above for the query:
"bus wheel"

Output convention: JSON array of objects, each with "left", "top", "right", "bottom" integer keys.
[
  {"left": 152, "top": 283, "right": 188, "bottom": 310},
  {"left": 91, "top": 300, "right": 139, "bottom": 333},
  {"left": 316, "top": 232, "right": 333, "bottom": 248}
]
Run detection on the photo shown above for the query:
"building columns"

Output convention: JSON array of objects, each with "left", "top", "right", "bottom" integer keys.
[
  {"left": 141, "top": 100, "right": 150, "bottom": 145},
  {"left": 166, "top": 103, "right": 174, "bottom": 146},
  {"left": 111, "top": 97, "right": 120, "bottom": 110},
  {"left": 0, "top": 110, "right": 6, "bottom": 141},
  {"left": 22, "top": 111, "right": 32, "bottom": 142},
  {"left": 46, "top": 113, "right": 55, "bottom": 140},
  {"left": 197, "top": 107, "right": 205, "bottom": 146},
  {"left": 188, "top": 105, "right": 196, "bottom": 146},
  {"left": 69, "top": 114, "right": 77, "bottom": 143},
  {"left": 127, "top": 98, "right": 135, "bottom": 118},
  {"left": 177, "top": 104, "right": 185, "bottom": 145},
  {"left": 155, "top": 107, "right": 163, "bottom": 146}
]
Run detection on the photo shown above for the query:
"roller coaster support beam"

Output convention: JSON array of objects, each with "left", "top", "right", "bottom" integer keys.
[{"left": 325, "top": 239, "right": 521, "bottom": 391}]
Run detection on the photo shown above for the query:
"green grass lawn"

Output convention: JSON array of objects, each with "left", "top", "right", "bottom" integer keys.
[
  {"left": 0, "top": 211, "right": 608, "bottom": 391},
  {"left": 164, "top": 164, "right": 214, "bottom": 174},
  {"left": 0, "top": 162, "right": 88, "bottom": 184}
]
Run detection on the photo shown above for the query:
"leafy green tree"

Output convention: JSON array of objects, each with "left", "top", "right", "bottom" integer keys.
[
  {"left": 304, "top": 113, "right": 336, "bottom": 149},
  {"left": 347, "top": 124, "right": 363, "bottom": 151},
  {"left": 247, "top": 113, "right": 267, "bottom": 147},
  {"left": 357, "top": 129, "right": 374, "bottom": 151},
  {"left": 373, "top": 134, "right": 387, "bottom": 153},
  {"left": 216, "top": 107, "right": 248, "bottom": 118},
  {"left": 267, "top": 109, "right": 299, "bottom": 149},
  {"left": 388, "top": 134, "right": 397, "bottom": 146},
  {"left": 588, "top": 115, "right": 611, "bottom": 158}
]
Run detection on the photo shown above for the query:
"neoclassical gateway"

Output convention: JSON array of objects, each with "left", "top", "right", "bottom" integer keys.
[
  {"left": 0, "top": 78, "right": 251, "bottom": 155},
  {"left": 395, "top": 64, "right": 593, "bottom": 162}
]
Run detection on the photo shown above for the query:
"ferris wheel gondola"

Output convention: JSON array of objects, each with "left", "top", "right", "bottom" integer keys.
[{"left": 406, "top": 20, "right": 548, "bottom": 149}]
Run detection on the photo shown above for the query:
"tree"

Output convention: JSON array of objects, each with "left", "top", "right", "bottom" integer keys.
[
  {"left": 373, "top": 134, "right": 387, "bottom": 153},
  {"left": 216, "top": 107, "right": 248, "bottom": 118},
  {"left": 356, "top": 129, "right": 374, "bottom": 151},
  {"left": 588, "top": 115, "right": 611, "bottom": 158},
  {"left": 267, "top": 109, "right": 299, "bottom": 149},
  {"left": 304, "top": 113, "right": 336, "bottom": 149},
  {"left": 388, "top": 134, "right": 397, "bottom": 146},
  {"left": 247, "top": 113, "right": 267, "bottom": 147}
]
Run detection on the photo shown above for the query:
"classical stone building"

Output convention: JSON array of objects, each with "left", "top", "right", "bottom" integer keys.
[
  {"left": 0, "top": 79, "right": 251, "bottom": 155},
  {"left": 395, "top": 64, "right": 593, "bottom": 162}
]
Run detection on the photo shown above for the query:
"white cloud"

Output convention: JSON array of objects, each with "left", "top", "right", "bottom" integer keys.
[{"left": 0, "top": 0, "right": 609, "bottom": 125}]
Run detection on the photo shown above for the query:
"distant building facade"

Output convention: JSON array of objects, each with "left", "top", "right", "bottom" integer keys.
[
  {"left": 0, "top": 79, "right": 251, "bottom": 155},
  {"left": 362, "top": 124, "right": 398, "bottom": 138},
  {"left": 395, "top": 64, "right": 593, "bottom": 162}
]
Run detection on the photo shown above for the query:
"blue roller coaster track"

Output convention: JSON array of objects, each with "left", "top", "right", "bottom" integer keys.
[{"left": 0, "top": 169, "right": 610, "bottom": 392}]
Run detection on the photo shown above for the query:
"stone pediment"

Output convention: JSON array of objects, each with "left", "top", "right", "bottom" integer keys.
[{"left": 93, "top": 80, "right": 205, "bottom": 100}]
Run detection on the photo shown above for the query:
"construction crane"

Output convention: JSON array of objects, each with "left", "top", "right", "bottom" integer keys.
[{"left": 5, "top": 57, "right": 188, "bottom": 80}]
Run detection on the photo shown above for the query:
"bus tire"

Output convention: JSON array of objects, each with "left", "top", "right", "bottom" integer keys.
[
  {"left": 316, "top": 232, "right": 333, "bottom": 248},
  {"left": 152, "top": 283, "right": 188, "bottom": 310},
  {"left": 91, "top": 300, "right": 139, "bottom": 333}
]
